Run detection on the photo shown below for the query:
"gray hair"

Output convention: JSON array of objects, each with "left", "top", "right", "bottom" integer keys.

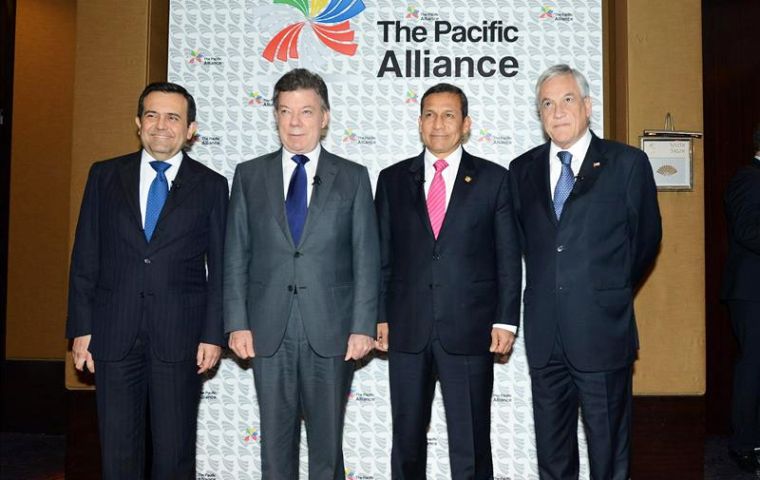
[{"left": 534, "top": 64, "right": 590, "bottom": 111}]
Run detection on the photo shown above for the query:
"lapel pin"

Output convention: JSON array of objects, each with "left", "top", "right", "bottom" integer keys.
[
  {"left": 593, "top": 162, "right": 601, "bottom": 168},
  {"left": 464, "top": 176, "right": 472, "bottom": 183}
]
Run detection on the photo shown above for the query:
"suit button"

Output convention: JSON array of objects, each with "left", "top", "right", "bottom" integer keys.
[
  {"left": 143, "top": 258, "right": 151, "bottom": 264},
  {"left": 139, "top": 292, "right": 145, "bottom": 298},
  {"left": 287, "top": 285, "right": 294, "bottom": 292},
  {"left": 294, "top": 251, "right": 301, "bottom": 258},
  {"left": 432, "top": 254, "right": 440, "bottom": 261},
  {"left": 556, "top": 245, "right": 565, "bottom": 253}
]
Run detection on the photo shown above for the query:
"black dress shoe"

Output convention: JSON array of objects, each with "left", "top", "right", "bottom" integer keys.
[{"left": 729, "top": 449, "right": 760, "bottom": 474}]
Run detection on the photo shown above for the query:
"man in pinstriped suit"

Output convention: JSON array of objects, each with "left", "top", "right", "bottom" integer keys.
[{"left": 67, "top": 82, "right": 228, "bottom": 479}]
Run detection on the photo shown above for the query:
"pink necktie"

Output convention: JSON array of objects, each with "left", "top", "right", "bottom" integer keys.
[{"left": 427, "top": 159, "right": 448, "bottom": 239}]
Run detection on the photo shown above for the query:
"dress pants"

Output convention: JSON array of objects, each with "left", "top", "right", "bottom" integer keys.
[
  {"left": 728, "top": 300, "right": 760, "bottom": 453},
  {"left": 94, "top": 332, "right": 201, "bottom": 480},
  {"left": 530, "top": 333, "right": 632, "bottom": 480},
  {"left": 252, "top": 303, "right": 354, "bottom": 480},
  {"left": 389, "top": 336, "right": 494, "bottom": 480}
]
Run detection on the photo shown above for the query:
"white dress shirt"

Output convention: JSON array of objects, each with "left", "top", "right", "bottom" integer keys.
[
  {"left": 549, "top": 128, "right": 592, "bottom": 197},
  {"left": 424, "top": 146, "right": 515, "bottom": 334},
  {"left": 139, "top": 150, "right": 183, "bottom": 227},
  {"left": 282, "top": 144, "right": 321, "bottom": 206}
]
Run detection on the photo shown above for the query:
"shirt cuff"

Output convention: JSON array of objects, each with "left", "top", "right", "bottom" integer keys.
[{"left": 492, "top": 323, "right": 517, "bottom": 334}]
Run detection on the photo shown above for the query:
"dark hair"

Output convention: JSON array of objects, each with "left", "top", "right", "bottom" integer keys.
[
  {"left": 420, "top": 83, "right": 468, "bottom": 118},
  {"left": 273, "top": 68, "right": 330, "bottom": 111},
  {"left": 754, "top": 123, "right": 760, "bottom": 153},
  {"left": 136, "top": 82, "right": 197, "bottom": 124}
]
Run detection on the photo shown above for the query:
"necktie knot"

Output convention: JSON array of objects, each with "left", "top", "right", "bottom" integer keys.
[
  {"left": 434, "top": 158, "right": 448, "bottom": 173},
  {"left": 150, "top": 160, "right": 171, "bottom": 174},
  {"left": 292, "top": 154, "right": 309, "bottom": 167},
  {"left": 557, "top": 151, "right": 572, "bottom": 166}
]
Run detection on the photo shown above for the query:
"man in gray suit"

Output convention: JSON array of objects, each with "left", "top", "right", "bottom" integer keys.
[{"left": 224, "top": 68, "right": 380, "bottom": 480}]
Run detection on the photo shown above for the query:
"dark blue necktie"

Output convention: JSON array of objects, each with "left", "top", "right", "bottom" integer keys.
[
  {"left": 553, "top": 151, "right": 574, "bottom": 219},
  {"left": 144, "top": 161, "right": 171, "bottom": 241},
  {"left": 285, "top": 154, "right": 309, "bottom": 245}
]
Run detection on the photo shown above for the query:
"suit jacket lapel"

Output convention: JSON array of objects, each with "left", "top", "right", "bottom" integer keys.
[
  {"left": 527, "top": 142, "right": 557, "bottom": 226},
  {"left": 569, "top": 132, "right": 605, "bottom": 200},
  {"left": 408, "top": 151, "right": 434, "bottom": 238},
  {"left": 147, "top": 153, "right": 205, "bottom": 246},
  {"left": 261, "top": 150, "right": 292, "bottom": 246},
  {"left": 299, "top": 148, "right": 339, "bottom": 246},
  {"left": 438, "top": 149, "right": 476, "bottom": 239},
  {"left": 117, "top": 152, "right": 143, "bottom": 235}
]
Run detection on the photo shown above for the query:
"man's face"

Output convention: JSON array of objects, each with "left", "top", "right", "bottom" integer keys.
[
  {"left": 538, "top": 74, "right": 592, "bottom": 150},
  {"left": 418, "top": 92, "right": 471, "bottom": 158},
  {"left": 135, "top": 92, "right": 196, "bottom": 160},
  {"left": 275, "top": 89, "right": 330, "bottom": 154}
]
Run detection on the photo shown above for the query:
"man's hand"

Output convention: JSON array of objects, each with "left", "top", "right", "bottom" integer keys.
[
  {"left": 72, "top": 335, "right": 95, "bottom": 373},
  {"left": 375, "top": 323, "right": 389, "bottom": 352},
  {"left": 489, "top": 328, "right": 515, "bottom": 355},
  {"left": 229, "top": 330, "right": 255, "bottom": 359},
  {"left": 197, "top": 343, "right": 222, "bottom": 374},
  {"left": 345, "top": 334, "right": 374, "bottom": 361}
]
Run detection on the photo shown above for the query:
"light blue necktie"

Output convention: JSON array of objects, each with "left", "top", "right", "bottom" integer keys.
[
  {"left": 285, "top": 154, "right": 309, "bottom": 245},
  {"left": 553, "top": 151, "right": 574, "bottom": 219},
  {"left": 144, "top": 161, "right": 171, "bottom": 241}
]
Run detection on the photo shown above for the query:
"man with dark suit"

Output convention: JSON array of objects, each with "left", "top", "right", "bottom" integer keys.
[
  {"left": 224, "top": 68, "right": 380, "bottom": 480},
  {"left": 721, "top": 124, "right": 760, "bottom": 474},
  {"left": 67, "top": 82, "right": 229, "bottom": 479},
  {"left": 509, "top": 64, "right": 661, "bottom": 479},
  {"left": 374, "top": 83, "right": 522, "bottom": 479}
]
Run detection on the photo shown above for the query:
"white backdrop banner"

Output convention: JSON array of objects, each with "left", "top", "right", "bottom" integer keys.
[{"left": 168, "top": 1, "right": 603, "bottom": 479}]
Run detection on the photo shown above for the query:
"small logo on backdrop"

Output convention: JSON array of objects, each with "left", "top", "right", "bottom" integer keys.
[
  {"left": 199, "top": 135, "right": 222, "bottom": 147},
  {"left": 345, "top": 468, "right": 374, "bottom": 480},
  {"left": 539, "top": 5, "right": 574, "bottom": 22},
  {"left": 426, "top": 435, "right": 438, "bottom": 446},
  {"left": 477, "top": 129, "right": 512, "bottom": 146},
  {"left": 262, "top": 0, "right": 366, "bottom": 63},
  {"left": 539, "top": 6, "right": 555, "bottom": 19},
  {"left": 406, "top": 6, "right": 439, "bottom": 22},
  {"left": 341, "top": 129, "right": 376, "bottom": 146},
  {"left": 188, "top": 49, "right": 223, "bottom": 66},
  {"left": 346, "top": 387, "right": 376, "bottom": 402},
  {"left": 200, "top": 388, "right": 217, "bottom": 400},
  {"left": 405, "top": 89, "right": 418, "bottom": 104},
  {"left": 246, "top": 90, "right": 273, "bottom": 107},
  {"left": 492, "top": 393, "right": 513, "bottom": 404},
  {"left": 243, "top": 427, "right": 261, "bottom": 444},
  {"left": 342, "top": 129, "right": 358, "bottom": 143},
  {"left": 196, "top": 473, "right": 218, "bottom": 479},
  {"left": 189, "top": 49, "right": 205, "bottom": 64}
]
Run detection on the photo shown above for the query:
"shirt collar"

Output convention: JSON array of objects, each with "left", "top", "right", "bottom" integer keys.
[
  {"left": 549, "top": 128, "right": 592, "bottom": 163},
  {"left": 283, "top": 144, "right": 321, "bottom": 165},
  {"left": 425, "top": 145, "right": 463, "bottom": 170},
  {"left": 141, "top": 149, "right": 183, "bottom": 169}
]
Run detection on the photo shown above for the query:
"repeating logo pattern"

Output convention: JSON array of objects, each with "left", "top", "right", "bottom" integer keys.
[
  {"left": 262, "top": 0, "right": 366, "bottom": 62},
  {"left": 169, "top": 1, "right": 602, "bottom": 478}
]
